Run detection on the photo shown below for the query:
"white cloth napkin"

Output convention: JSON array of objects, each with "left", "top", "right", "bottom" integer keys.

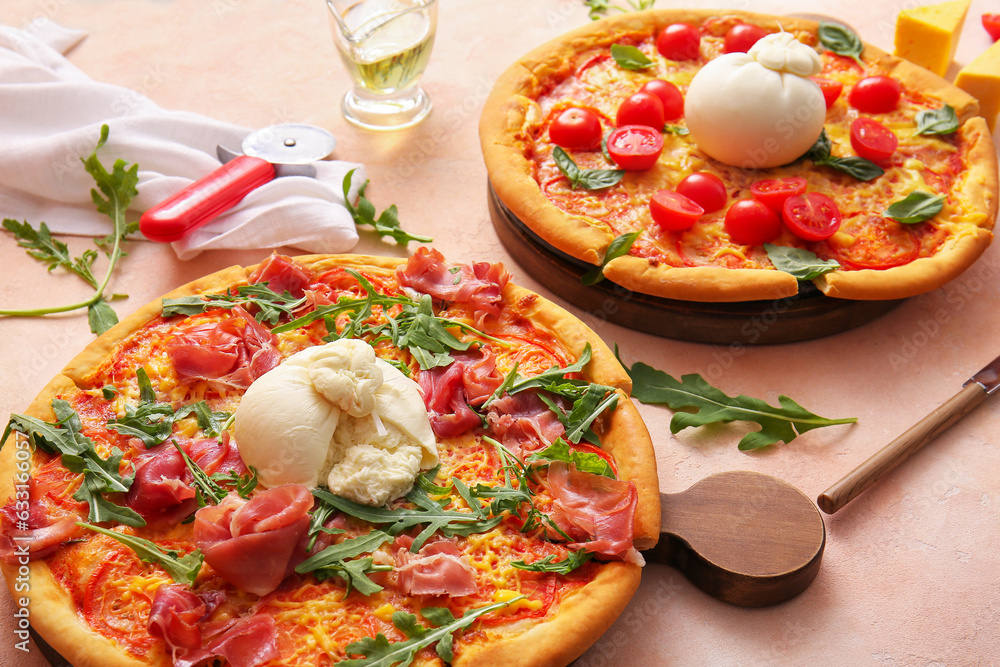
[{"left": 0, "top": 18, "right": 361, "bottom": 260}]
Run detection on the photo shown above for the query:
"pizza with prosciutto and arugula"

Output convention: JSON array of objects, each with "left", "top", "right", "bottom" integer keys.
[
  {"left": 480, "top": 9, "right": 998, "bottom": 302},
  {"left": 0, "top": 251, "right": 659, "bottom": 667}
]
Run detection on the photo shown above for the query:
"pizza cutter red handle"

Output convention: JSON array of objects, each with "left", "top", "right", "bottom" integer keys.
[{"left": 139, "top": 155, "right": 276, "bottom": 243}]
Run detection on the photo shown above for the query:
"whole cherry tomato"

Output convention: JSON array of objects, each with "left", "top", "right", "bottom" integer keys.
[
  {"left": 750, "top": 176, "right": 808, "bottom": 212},
  {"left": 549, "top": 108, "right": 602, "bottom": 151},
  {"left": 848, "top": 75, "right": 902, "bottom": 113},
  {"left": 983, "top": 13, "right": 1000, "bottom": 41},
  {"left": 850, "top": 117, "right": 898, "bottom": 163},
  {"left": 616, "top": 91, "right": 666, "bottom": 129},
  {"left": 811, "top": 77, "right": 843, "bottom": 109},
  {"left": 676, "top": 172, "right": 727, "bottom": 213},
  {"left": 724, "top": 199, "right": 782, "bottom": 245},
  {"left": 782, "top": 193, "right": 842, "bottom": 242},
  {"left": 606, "top": 125, "right": 664, "bottom": 170},
  {"left": 640, "top": 79, "right": 684, "bottom": 121},
  {"left": 723, "top": 23, "right": 769, "bottom": 53},
  {"left": 650, "top": 190, "right": 704, "bottom": 231},
  {"left": 657, "top": 23, "right": 701, "bottom": 61}
]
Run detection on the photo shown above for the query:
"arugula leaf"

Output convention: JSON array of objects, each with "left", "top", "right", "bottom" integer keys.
[
  {"left": 1, "top": 220, "right": 98, "bottom": 288},
  {"left": 295, "top": 531, "right": 393, "bottom": 595},
  {"left": 162, "top": 283, "right": 308, "bottom": 324},
  {"left": 818, "top": 21, "right": 864, "bottom": 66},
  {"left": 3, "top": 399, "right": 144, "bottom": 527},
  {"left": 78, "top": 523, "right": 203, "bottom": 585},
  {"left": 582, "top": 231, "right": 640, "bottom": 285},
  {"left": 175, "top": 401, "right": 232, "bottom": 438},
  {"left": 0, "top": 125, "right": 139, "bottom": 335},
  {"left": 805, "top": 130, "right": 883, "bottom": 181},
  {"left": 210, "top": 468, "right": 258, "bottom": 499},
  {"left": 512, "top": 549, "right": 593, "bottom": 574},
  {"left": 884, "top": 191, "right": 945, "bottom": 223},
  {"left": 610, "top": 43, "right": 652, "bottom": 70},
  {"left": 527, "top": 438, "right": 614, "bottom": 478},
  {"left": 106, "top": 368, "right": 176, "bottom": 447},
  {"left": 552, "top": 147, "right": 625, "bottom": 190},
  {"left": 617, "top": 351, "right": 857, "bottom": 450},
  {"left": 916, "top": 105, "right": 958, "bottom": 135},
  {"left": 171, "top": 440, "right": 227, "bottom": 507},
  {"left": 337, "top": 598, "right": 522, "bottom": 667},
  {"left": 343, "top": 168, "right": 432, "bottom": 246},
  {"left": 764, "top": 244, "right": 841, "bottom": 280}
]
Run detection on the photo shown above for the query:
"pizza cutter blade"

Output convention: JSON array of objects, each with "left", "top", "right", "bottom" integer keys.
[
  {"left": 139, "top": 123, "right": 337, "bottom": 243},
  {"left": 644, "top": 470, "right": 825, "bottom": 607}
]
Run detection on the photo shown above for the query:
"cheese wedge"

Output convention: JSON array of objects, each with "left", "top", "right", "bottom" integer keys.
[
  {"left": 894, "top": 0, "right": 970, "bottom": 76},
  {"left": 955, "top": 39, "right": 1000, "bottom": 131}
]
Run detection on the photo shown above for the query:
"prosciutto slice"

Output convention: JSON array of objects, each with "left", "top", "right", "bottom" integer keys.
[
  {"left": 486, "top": 390, "right": 566, "bottom": 457},
  {"left": 185, "top": 432, "right": 247, "bottom": 478},
  {"left": 194, "top": 484, "right": 313, "bottom": 596},
  {"left": 247, "top": 253, "right": 313, "bottom": 299},
  {"left": 418, "top": 349, "right": 504, "bottom": 439},
  {"left": 173, "top": 614, "right": 279, "bottom": 667},
  {"left": 124, "top": 443, "right": 197, "bottom": 527},
  {"left": 148, "top": 584, "right": 210, "bottom": 651},
  {"left": 166, "top": 306, "right": 282, "bottom": 389},
  {"left": 0, "top": 480, "right": 80, "bottom": 563},
  {"left": 392, "top": 535, "right": 477, "bottom": 597},
  {"left": 396, "top": 248, "right": 510, "bottom": 324},
  {"left": 545, "top": 461, "right": 637, "bottom": 560}
]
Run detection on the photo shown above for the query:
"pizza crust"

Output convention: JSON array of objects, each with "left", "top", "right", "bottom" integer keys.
[
  {"left": 0, "top": 253, "right": 660, "bottom": 667},
  {"left": 480, "top": 9, "right": 998, "bottom": 305}
]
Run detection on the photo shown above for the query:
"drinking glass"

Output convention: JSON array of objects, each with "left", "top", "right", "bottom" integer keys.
[{"left": 325, "top": 0, "right": 437, "bottom": 130}]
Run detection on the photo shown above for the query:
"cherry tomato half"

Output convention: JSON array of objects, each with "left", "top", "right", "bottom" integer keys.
[
  {"left": 811, "top": 76, "right": 843, "bottom": 109},
  {"left": 750, "top": 176, "right": 807, "bottom": 212},
  {"left": 848, "top": 75, "right": 902, "bottom": 114},
  {"left": 616, "top": 91, "right": 665, "bottom": 129},
  {"left": 606, "top": 125, "right": 664, "bottom": 170},
  {"left": 850, "top": 117, "right": 898, "bottom": 163},
  {"left": 723, "top": 23, "right": 769, "bottom": 53},
  {"left": 676, "top": 172, "right": 727, "bottom": 213},
  {"left": 983, "top": 14, "right": 1000, "bottom": 41},
  {"left": 650, "top": 190, "right": 704, "bottom": 231},
  {"left": 724, "top": 199, "right": 782, "bottom": 246},
  {"left": 657, "top": 23, "right": 701, "bottom": 61},
  {"left": 549, "top": 108, "right": 602, "bottom": 151},
  {"left": 782, "top": 193, "right": 842, "bottom": 242},
  {"left": 640, "top": 79, "right": 684, "bottom": 121}
]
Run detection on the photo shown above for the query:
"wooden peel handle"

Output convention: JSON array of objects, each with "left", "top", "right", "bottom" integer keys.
[{"left": 818, "top": 382, "right": 988, "bottom": 514}]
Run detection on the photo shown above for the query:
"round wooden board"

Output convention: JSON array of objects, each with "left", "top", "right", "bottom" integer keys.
[{"left": 487, "top": 181, "right": 905, "bottom": 345}]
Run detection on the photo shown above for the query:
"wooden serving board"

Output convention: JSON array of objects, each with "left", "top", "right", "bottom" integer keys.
[{"left": 488, "top": 181, "right": 905, "bottom": 345}]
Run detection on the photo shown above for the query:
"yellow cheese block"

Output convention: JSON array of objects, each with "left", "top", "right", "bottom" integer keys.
[
  {"left": 894, "top": 0, "right": 970, "bottom": 76},
  {"left": 956, "top": 39, "right": 1000, "bottom": 131}
]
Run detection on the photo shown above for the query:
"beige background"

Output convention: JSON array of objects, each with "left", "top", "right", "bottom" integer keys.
[{"left": 2, "top": 0, "right": 999, "bottom": 665}]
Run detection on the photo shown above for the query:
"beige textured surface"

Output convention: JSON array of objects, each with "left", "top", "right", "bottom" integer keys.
[{"left": 1, "top": 1, "right": 999, "bottom": 665}]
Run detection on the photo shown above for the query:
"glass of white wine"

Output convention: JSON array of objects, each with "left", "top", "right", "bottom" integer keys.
[{"left": 325, "top": 0, "right": 437, "bottom": 130}]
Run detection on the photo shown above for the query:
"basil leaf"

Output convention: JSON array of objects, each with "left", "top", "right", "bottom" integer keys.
[
  {"left": 610, "top": 43, "right": 653, "bottom": 70},
  {"left": 582, "top": 231, "right": 640, "bottom": 285},
  {"left": 804, "top": 129, "right": 833, "bottom": 162},
  {"left": 916, "top": 105, "right": 959, "bottom": 135},
  {"left": 552, "top": 146, "right": 624, "bottom": 190},
  {"left": 664, "top": 124, "right": 689, "bottom": 135},
  {"left": 764, "top": 244, "right": 841, "bottom": 280},
  {"left": 884, "top": 191, "right": 945, "bottom": 223},
  {"left": 818, "top": 21, "right": 864, "bottom": 66},
  {"left": 823, "top": 156, "right": 884, "bottom": 181}
]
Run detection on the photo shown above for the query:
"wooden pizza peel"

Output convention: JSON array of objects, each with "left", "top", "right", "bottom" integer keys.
[{"left": 488, "top": 181, "right": 905, "bottom": 345}]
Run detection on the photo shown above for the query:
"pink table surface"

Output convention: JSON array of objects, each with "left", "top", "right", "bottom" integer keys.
[{"left": 2, "top": 1, "right": 999, "bottom": 665}]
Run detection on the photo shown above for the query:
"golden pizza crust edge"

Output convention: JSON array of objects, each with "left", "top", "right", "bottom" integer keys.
[{"left": 602, "top": 257, "right": 800, "bottom": 302}]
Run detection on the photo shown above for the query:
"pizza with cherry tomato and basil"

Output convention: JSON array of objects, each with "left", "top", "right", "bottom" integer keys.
[
  {"left": 0, "top": 251, "right": 659, "bottom": 667},
  {"left": 480, "top": 9, "right": 998, "bottom": 302}
]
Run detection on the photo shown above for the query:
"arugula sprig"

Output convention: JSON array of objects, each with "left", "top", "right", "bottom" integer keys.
[
  {"left": 343, "top": 168, "right": 431, "bottom": 246},
  {"left": 0, "top": 125, "right": 139, "bottom": 335},
  {"left": 78, "top": 522, "right": 203, "bottom": 585},
  {"left": 337, "top": 598, "right": 522, "bottom": 667},
  {"left": 617, "top": 348, "right": 857, "bottom": 451},
  {"left": 527, "top": 438, "right": 614, "bottom": 478},
  {"left": 295, "top": 530, "right": 394, "bottom": 596},
  {"left": 512, "top": 549, "right": 593, "bottom": 574},
  {"left": 2, "top": 399, "right": 144, "bottom": 527},
  {"left": 162, "top": 283, "right": 309, "bottom": 325}
]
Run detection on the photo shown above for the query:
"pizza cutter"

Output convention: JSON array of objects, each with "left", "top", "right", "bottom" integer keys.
[
  {"left": 644, "top": 470, "right": 825, "bottom": 607},
  {"left": 139, "top": 123, "right": 337, "bottom": 243}
]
